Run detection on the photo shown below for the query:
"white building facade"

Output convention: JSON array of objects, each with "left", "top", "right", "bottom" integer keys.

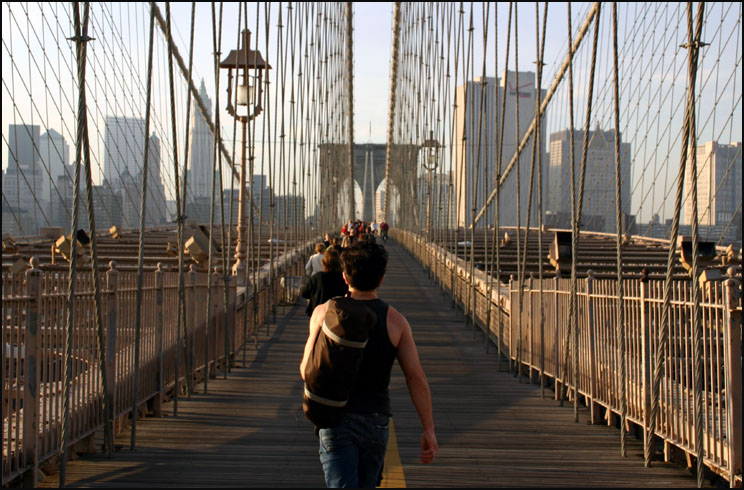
[{"left": 454, "top": 72, "right": 547, "bottom": 228}]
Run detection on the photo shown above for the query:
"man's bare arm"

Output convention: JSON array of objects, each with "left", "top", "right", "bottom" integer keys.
[{"left": 393, "top": 311, "right": 438, "bottom": 463}]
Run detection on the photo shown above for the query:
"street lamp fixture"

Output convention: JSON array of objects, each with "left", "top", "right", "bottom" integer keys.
[
  {"left": 421, "top": 130, "right": 440, "bottom": 240},
  {"left": 220, "top": 29, "right": 271, "bottom": 286}
]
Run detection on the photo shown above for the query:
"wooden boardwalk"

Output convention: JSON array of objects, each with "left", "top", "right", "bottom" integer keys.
[{"left": 37, "top": 240, "right": 710, "bottom": 488}]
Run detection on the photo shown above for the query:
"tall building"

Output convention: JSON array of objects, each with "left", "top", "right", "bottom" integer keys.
[
  {"left": 189, "top": 80, "right": 215, "bottom": 200},
  {"left": 90, "top": 184, "right": 122, "bottom": 231},
  {"left": 547, "top": 128, "right": 632, "bottom": 233},
  {"left": 4, "top": 124, "right": 43, "bottom": 234},
  {"left": 147, "top": 134, "right": 167, "bottom": 224},
  {"left": 104, "top": 116, "right": 145, "bottom": 185},
  {"left": 104, "top": 117, "right": 167, "bottom": 227},
  {"left": 454, "top": 72, "right": 548, "bottom": 228},
  {"left": 39, "top": 128, "right": 70, "bottom": 225},
  {"left": 52, "top": 171, "right": 75, "bottom": 229},
  {"left": 251, "top": 174, "right": 273, "bottom": 225},
  {"left": 275, "top": 194, "right": 305, "bottom": 228},
  {"left": 684, "top": 141, "right": 742, "bottom": 231}
]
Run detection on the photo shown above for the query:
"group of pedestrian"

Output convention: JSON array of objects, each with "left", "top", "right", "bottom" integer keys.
[
  {"left": 340, "top": 219, "right": 389, "bottom": 242},
  {"left": 299, "top": 223, "right": 437, "bottom": 488}
]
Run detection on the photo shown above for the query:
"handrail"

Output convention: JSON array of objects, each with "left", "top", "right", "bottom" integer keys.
[
  {"left": 1, "top": 240, "right": 313, "bottom": 486},
  {"left": 393, "top": 228, "right": 742, "bottom": 486}
]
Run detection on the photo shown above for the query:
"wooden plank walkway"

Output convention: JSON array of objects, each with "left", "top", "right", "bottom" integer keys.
[{"left": 37, "top": 239, "right": 710, "bottom": 487}]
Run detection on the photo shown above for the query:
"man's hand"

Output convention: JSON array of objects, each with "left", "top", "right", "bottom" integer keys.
[{"left": 420, "top": 429, "right": 438, "bottom": 464}]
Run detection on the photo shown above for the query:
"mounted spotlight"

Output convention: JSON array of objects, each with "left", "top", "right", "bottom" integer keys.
[
  {"left": 54, "top": 230, "right": 90, "bottom": 263},
  {"left": 548, "top": 231, "right": 572, "bottom": 273},
  {"left": 676, "top": 235, "right": 716, "bottom": 275}
]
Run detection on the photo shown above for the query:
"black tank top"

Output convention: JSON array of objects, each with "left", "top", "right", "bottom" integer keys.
[{"left": 345, "top": 299, "right": 398, "bottom": 416}]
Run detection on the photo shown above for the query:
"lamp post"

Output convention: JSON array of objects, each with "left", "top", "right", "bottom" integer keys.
[
  {"left": 422, "top": 130, "right": 440, "bottom": 241},
  {"left": 220, "top": 29, "right": 270, "bottom": 286}
]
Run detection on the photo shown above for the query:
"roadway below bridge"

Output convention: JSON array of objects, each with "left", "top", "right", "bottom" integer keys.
[{"left": 38, "top": 239, "right": 713, "bottom": 487}]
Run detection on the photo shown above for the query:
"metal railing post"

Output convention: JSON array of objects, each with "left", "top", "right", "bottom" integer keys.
[
  {"left": 509, "top": 274, "right": 515, "bottom": 372},
  {"left": 529, "top": 273, "right": 535, "bottom": 380},
  {"left": 186, "top": 265, "right": 196, "bottom": 396},
  {"left": 554, "top": 273, "right": 561, "bottom": 401},
  {"left": 723, "top": 270, "right": 742, "bottom": 485},
  {"left": 209, "top": 268, "right": 220, "bottom": 379},
  {"left": 586, "top": 270, "right": 600, "bottom": 424},
  {"left": 105, "top": 261, "right": 119, "bottom": 444},
  {"left": 154, "top": 263, "right": 164, "bottom": 416},
  {"left": 22, "top": 258, "right": 41, "bottom": 487},
  {"left": 639, "top": 275, "right": 651, "bottom": 460}
]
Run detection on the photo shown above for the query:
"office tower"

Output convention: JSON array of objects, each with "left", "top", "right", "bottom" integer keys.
[
  {"left": 275, "top": 194, "right": 305, "bottom": 228},
  {"left": 454, "top": 71, "right": 547, "bottom": 228},
  {"left": 4, "top": 124, "right": 42, "bottom": 234},
  {"left": 147, "top": 134, "right": 167, "bottom": 225},
  {"left": 39, "top": 129, "right": 69, "bottom": 203},
  {"left": 684, "top": 141, "right": 742, "bottom": 231},
  {"left": 189, "top": 80, "right": 215, "bottom": 200},
  {"left": 39, "top": 129, "right": 70, "bottom": 226},
  {"left": 104, "top": 116, "right": 167, "bottom": 228},
  {"left": 104, "top": 116, "right": 145, "bottom": 185},
  {"left": 251, "top": 174, "right": 273, "bottom": 225},
  {"left": 547, "top": 128, "right": 632, "bottom": 233}
]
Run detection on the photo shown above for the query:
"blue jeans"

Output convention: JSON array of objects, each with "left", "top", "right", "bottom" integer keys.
[{"left": 318, "top": 412, "right": 390, "bottom": 488}]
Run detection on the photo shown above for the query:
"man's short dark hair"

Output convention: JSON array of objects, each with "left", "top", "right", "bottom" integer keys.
[{"left": 341, "top": 242, "right": 388, "bottom": 291}]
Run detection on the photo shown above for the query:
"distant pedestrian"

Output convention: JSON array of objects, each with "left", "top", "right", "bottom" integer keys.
[
  {"left": 380, "top": 221, "right": 389, "bottom": 241},
  {"left": 306, "top": 243, "right": 326, "bottom": 277},
  {"left": 300, "top": 248, "right": 348, "bottom": 317}
]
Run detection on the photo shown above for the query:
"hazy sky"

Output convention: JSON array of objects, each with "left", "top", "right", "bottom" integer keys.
[{"left": 2, "top": 2, "right": 741, "bottom": 226}]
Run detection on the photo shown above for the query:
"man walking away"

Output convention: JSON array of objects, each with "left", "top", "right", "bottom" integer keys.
[{"left": 300, "top": 242, "right": 438, "bottom": 488}]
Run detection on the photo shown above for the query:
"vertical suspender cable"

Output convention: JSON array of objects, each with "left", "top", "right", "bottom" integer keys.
[
  {"left": 77, "top": 1, "right": 114, "bottom": 460},
  {"left": 687, "top": 4, "right": 706, "bottom": 486},
  {"left": 164, "top": 3, "right": 184, "bottom": 416},
  {"left": 474, "top": 4, "right": 490, "bottom": 343},
  {"left": 611, "top": 1, "right": 628, "bottom": 458},
  {"left": 204, "top": 0, "right": 221, "bottom": 393},
  {"left": 561, "top": 1, "right": 577, "bottom": 408},
  {"left": 486, "top": 3, "right": 499, "bottom": 354},
  {"left": 384, "top": 2, "right": 401, "bottom": 224},
  {"left": 495, "top": 3, "right": 513, "bottom": 371},
  {"left": 465, "top": 2, "right": 478, "bottom": 336},
  {"left": 180, "top": 2, "right": 197, "bottom": 394},
  {"left": 130, "top": 4, "right": 156, "bottom": 450},
  {"left": 346, "top": 2, "right": 355, "bottom": 221},
  {"left": 513, "top": 1, "right": 523, "bottom": 379},
  {"left": 610, "top": 1, "right": 631, "bottom": 456},
  {"left": 536, "top": 1, "right": 548, "bottom": 399},
  {"left": 60, "top": 3, "right": 90, "bottom": 486},
  {"left": 571, "top": 3, "right": 601, "bottom": 421},
  {"left": 516, "top": 0, "right": 547, "bottom": 386},
  {"left": 645, "top": 1, "right": 705, "bottom": 472}
]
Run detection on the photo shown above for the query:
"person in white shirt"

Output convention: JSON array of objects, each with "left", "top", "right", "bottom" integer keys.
[{"left": 305, "top": 242, "right": 326, "bottom": 277}]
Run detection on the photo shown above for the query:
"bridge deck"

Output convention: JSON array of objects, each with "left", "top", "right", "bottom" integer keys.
[{"left": 38, "top": 240, "right": 706, "bottom": 487}]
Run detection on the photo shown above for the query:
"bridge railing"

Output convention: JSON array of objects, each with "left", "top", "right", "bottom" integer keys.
[
  {"left": 393, "top": 229, "right": 742, "bottom": 485},
  {"left": 2, "top": 241, "right": 313, "bottom": 486}
]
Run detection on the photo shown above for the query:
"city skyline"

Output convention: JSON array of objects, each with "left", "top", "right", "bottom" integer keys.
[{"left": 2, "top": 2, "right": 741, "bottom": 236}]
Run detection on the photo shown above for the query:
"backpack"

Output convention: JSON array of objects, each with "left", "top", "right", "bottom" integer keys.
[{"left": 302, "top": 296, "right": 377, "bottom": 428}]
